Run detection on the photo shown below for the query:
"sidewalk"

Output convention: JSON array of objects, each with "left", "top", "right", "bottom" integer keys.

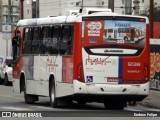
[{"left": 138, "top": 90, "right": 160, "bottom": 109}]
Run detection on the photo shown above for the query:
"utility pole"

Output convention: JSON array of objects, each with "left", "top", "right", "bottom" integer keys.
[
  {"left": 8, "top": 0, "right": 12, "bottom": 23},
  {"left": 6, "top": 0, "right": 12, "bottom": 57},
  {"left": 82, "top": 0, "right": 83, "bottom": 10},
  {"left": 133, "top": 0, "right": 140, "bottom": 15},
  {"left": 150, "top": 0, "right": 154, "bottom": 38},
  {"left": 108, "top": 0, "right": 114, "bottom": 12},
  {"left": 36, "top": 0, "right": 39, "bottom": 18},
  {"left": 20, "top": 0, "right": 24, "bottom": 19}
]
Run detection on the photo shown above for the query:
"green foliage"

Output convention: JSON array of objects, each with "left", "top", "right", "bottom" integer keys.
[
  {"left": 154, "top": 7, "right": 160, "bottom": 21},
  {"left": 140, "top": 7, "right": 160, "bottom": 22}
]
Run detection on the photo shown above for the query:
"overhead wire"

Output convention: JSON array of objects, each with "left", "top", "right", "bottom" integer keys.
[{"left": 39, "top": 0, "right": 149, "bottom": 12}]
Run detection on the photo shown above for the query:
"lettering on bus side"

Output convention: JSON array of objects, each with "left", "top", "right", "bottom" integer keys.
[
  {"left": 85, "top": 55, "right": 111, "bottom": 65},
  {"left": 128, "top": 62, "right": 141, "bottom": 67},
  {"left": 115, "top": 23, "right": 131, "bottom": 28},
  {"left": 87, "top": 22, "right": 102, "bottom": 37},
  {"left": 46, "top": 57, "right": 58, "bottom": 72}
]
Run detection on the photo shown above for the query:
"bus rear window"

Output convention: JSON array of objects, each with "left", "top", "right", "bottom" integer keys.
[{"left": 82, "top": 16, "right": 146, "bottom": 48}]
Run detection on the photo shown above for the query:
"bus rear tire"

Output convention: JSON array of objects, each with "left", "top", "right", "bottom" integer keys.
[
  {"left": 4, "top": 74, "right": 9, "bottom": 86},
  {"left": 50, "top": 80, "right": 58, "bottom": 108}
]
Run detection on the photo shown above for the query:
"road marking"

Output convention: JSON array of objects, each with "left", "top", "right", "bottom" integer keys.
[
  {"left": 29, "top": 106, "right": 53, "bottom": 110},
  {"left": 0, "top": 94, "right": 23, "bottom": 101},
  {"left": 145, "top": 108, "right": 160, "bottom": 112},
  {"left": 124, "top": 107, "right": 142, "bottom": 111},
  {"left": 125, "top": 105, "right": 160, "bottom": 112},
  {"left": 137, "top": 105, "right": 160, "bottom": 112},
  {"left": 0, "top": 107, "right": 31, "bottom": 111}
]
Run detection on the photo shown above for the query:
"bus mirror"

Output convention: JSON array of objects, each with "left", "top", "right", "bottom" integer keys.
[
  {"left": 12, "top": 36, "right": 20, "bottom": 62},
  {"left": 12, "top": 36, "right": 19, "bottom": 46}
]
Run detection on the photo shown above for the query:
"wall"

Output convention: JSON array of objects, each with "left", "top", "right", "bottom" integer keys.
[
  {"left": 0, "top": 32, "right": 12, "bottom": 57},
  {"left": 150, "top": 39, "right": 160, "bottom": 92},
  {"left": 24, "top": 0, "right": 32, "bottom": 19}
]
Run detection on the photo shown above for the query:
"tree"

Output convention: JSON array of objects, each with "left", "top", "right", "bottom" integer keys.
[{"left": 140, "top": 6, "right": 160, "bottom": 22}]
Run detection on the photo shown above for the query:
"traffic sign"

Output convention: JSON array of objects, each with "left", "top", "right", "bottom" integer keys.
[{"left": 2, "top": 24, "right": 11, "bottom": 33}]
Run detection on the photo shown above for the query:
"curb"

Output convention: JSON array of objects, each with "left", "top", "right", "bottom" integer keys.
[
  {"left": 138, "top": 102, "right": 160, "bottom": 110},
  {"left": 137, "top": 90, "right": 160, "bottom": 110}
]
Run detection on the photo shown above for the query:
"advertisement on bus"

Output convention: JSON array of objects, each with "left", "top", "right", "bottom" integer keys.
[{"left": 82, "top": 19, "right": 146, "bottom": 47}]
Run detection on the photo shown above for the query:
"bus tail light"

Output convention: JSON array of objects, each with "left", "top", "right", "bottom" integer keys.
[
  {"left": 77, "top": 63, "right": 84, "bottom": 82},
  {"left": 144, "top": 66, "right": 149, "bottom": 81}
]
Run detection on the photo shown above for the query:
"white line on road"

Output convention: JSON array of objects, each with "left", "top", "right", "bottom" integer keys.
[
  {"left": 124, "top": 107, "right": 142, "bottom": 111},
  {"left": 29, "top": 106, "right": 54, "bottom": 110},
  {"left": 137, "top": 105, "right": 160, "bottom": 112},
  {"left": 125, "top": 105, "right": 160, "bottom": 112},
  {"left": 0, "top": 107, "right": 31, "bottom": 111}
]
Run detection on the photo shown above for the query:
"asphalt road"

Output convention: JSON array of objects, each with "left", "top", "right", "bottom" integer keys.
[{"left": 0, "top": 84, "right": 159, "bottom": 118}]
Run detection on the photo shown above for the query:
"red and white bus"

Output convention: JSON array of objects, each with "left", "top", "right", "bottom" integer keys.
[
  {"left": 104, "top": 26, "right": 146, "bottom": 42},
  {"left": 12, "top": 8, "right": 150, "bottom": 110}
]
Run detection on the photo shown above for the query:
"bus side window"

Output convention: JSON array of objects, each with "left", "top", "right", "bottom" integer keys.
[
  {"left": 31, "top": 27, "right": 40, "bottom": 54},
  {"left": 60, "top": 25, "right": 73, "bottom": 55},
  {"left": 23, "top": 28, "right": 31, "bottom": 54},
  {"left": 41, "top": 27, "right": 48, "bottom": 54},
  {"left": 49, "top": 26, "right": 59, "bottom": 55},
  {"left": 39, "top": 27, "right": 45, "bottom": 54}
]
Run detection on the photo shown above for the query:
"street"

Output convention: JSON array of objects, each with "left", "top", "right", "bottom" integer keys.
[{"left": 0, "top": 84, "right": 159, "bottom": 117}]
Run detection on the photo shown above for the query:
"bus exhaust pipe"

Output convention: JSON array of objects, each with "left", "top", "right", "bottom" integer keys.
[{"left": 129, "top": 101, "right": 137, "bottom": 106}]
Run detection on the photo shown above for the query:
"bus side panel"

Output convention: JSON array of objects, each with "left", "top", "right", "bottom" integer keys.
[
  {"left": 62, "top": 56, "right": 73, "bottom": 83},
  {"left": 73, "top": 22, "right": 83, "bottom": 82},
  {"left": 13, "top": 27, "right": 24, "bottom": 93},
  {"left": 34, "top": 56, "right": 62, "bottom": 96}
]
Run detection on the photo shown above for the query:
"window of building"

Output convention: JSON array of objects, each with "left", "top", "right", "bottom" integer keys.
[
  {"left": 12, "top": 7, "right": 19, "bottom": 14},
  {"left": 102, "top": 1, "right": 104, "bottom": 5},
  {"left": 76, "top": 2, "right": 81, "bottom": 7},
  {"left": 2, "top": 16, "right": 9, "bottom": 23},
  {"left": 122, "top": 0, "right": 125, "bottom": 4},
  {"left": 2, "top": 6, "right": 8, "bottom": 14},
  {"left": 12, "top": 16, "right": 19, "bottom": 23}
]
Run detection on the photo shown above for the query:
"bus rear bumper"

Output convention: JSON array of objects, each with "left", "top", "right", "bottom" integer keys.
[
  {"left": 73, "top": 94, "right": 147, "bottom": 103},
  {"left": 73, "top": 80, "right": 149, "bottom": 96}
]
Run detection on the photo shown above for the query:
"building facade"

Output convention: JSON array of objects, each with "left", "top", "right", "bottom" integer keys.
[
  {"left": 0, "top": 0, "right": 19, "bottom": 31},
  {"left": 0, "top": 0, "right": 19, "bottom": 57},
  {"left": 39, "top": 0, "right": 152, "bottom": 17},
  {"left": 24, "top": 0, "right": 32, "bottom": 19}
]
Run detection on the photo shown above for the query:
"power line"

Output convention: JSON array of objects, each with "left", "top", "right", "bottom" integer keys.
[{"left": 39, "top": 0, "right": 84, "bottom": 5}]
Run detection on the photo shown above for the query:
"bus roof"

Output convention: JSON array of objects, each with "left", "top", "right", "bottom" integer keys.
[
  {"left": 17, "top": 9, "right": 149, "bottom": 27},
  {"left": 81, "top": 7, "right": 112, "bottom": 15},
  {"left": 17, "top": 16, "right": 77, "bottom": 27}
]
